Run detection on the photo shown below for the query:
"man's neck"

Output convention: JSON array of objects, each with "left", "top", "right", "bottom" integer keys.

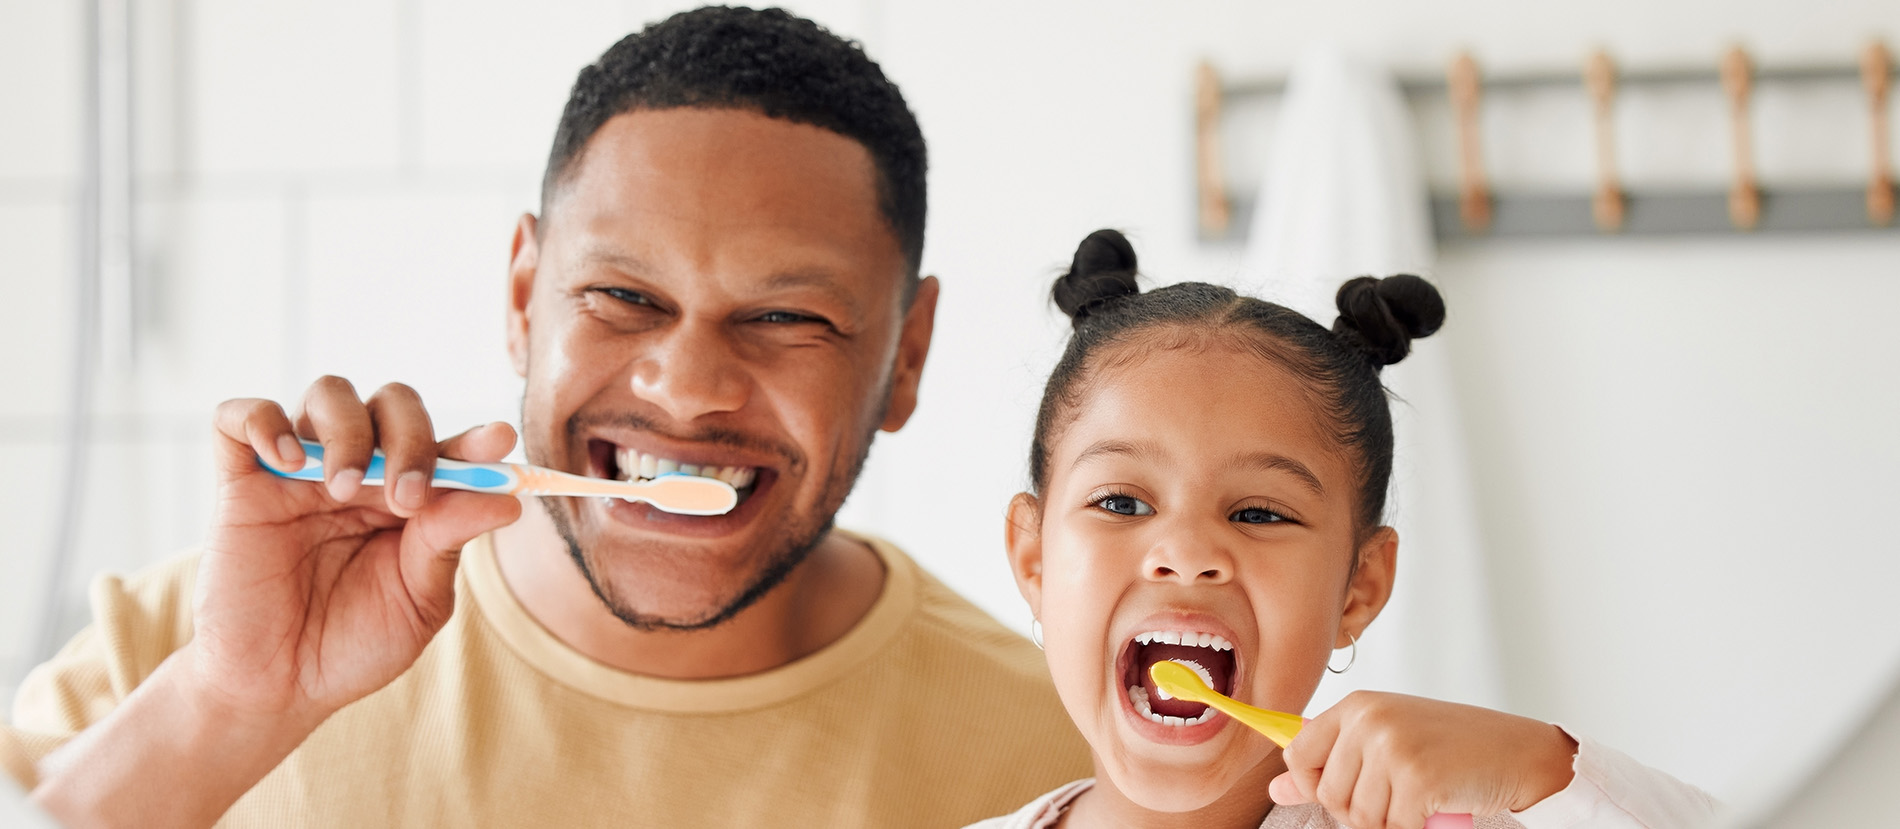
[{"left": 490, "top": 496, "right": 887, "bottom": 679}]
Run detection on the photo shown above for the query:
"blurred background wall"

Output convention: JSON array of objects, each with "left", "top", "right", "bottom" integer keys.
[{"left": 3, "top": 1, "right": 1898, "bottom": 825}]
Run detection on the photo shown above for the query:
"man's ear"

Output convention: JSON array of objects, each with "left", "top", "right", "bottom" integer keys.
[
  {"left": 506, "top": 213, "right": 541, "bottom": 378},
  {"left": 1338, "top": 526, "right": 1398, "bottom": 647},
  {"left": 879, "top": 276, "right": 940, "bottom": 432},
  {"left": 1003, "top": 492, "right": 1046, "bottom": 619}
]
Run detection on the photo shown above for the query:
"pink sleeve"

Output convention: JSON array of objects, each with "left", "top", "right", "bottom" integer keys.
[{"left": 1509, "top": 727, "right": 1723, "bottom": 829}]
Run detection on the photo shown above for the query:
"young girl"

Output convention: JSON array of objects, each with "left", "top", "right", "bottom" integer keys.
[{"left": 973, "top": 230, "right": 1719, "bottom": 829}]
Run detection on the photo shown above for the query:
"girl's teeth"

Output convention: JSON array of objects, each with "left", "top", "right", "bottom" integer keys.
[
  {"left": 1126, "top": 684, "right": 1215, "bottom": 727},
  {"left": 1130, "top": 630, "right": 1235, "bottom": 652}
]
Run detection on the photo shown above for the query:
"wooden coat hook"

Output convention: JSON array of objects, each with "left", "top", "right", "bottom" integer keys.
[
  {"left": 1721, "top": 46, "right": 1761, "bottom": 230},
  {"left": 1864, "top": 42, "right": 1895, "bottom": 226},
  {"left": 1195, "top": 61, "right": 1232, "bottom": 236},
  {"left": 1448, "top": 51, "right": 1492, "bottom": 232},
  {"left": 1585, "top": 50, "right": 1624, "bottom": 232}
]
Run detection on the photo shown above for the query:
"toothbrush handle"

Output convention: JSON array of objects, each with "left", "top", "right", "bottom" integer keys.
[{"left": 263, "top": 438, "right": 520, "bottom": 494}]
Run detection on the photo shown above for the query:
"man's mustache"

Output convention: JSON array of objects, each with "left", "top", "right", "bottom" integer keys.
[{"left": 564, "top": 411, "right": 805, "bottom": 474}]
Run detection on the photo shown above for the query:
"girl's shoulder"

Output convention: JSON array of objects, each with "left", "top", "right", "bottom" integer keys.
[{"left": 962, "top": 779, "right": 1094, "bottom": 829}]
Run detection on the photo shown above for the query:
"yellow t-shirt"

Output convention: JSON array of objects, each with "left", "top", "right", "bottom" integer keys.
[{"left": 2, "top": 531, "right": 1091, "bottom": 827}]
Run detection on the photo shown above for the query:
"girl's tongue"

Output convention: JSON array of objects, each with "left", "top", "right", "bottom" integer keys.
[{"left": 1132, "top": 640, "right": 1235, "bottom": 720}]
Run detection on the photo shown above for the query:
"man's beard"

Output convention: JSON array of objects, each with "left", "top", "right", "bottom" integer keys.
[{"left": 527, "top": 397, "right": 886, "bottom": 632}]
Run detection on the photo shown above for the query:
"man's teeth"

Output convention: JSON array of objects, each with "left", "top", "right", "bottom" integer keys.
[
  {"left": 1132, "top": 630, "right": 1234, "bottom": 651},
  {"left": 614, "top": 448, "right": 757, "bottom": 489},
  {"left": 1127, "top": 685, "right": 1216, "bottom": 727}
]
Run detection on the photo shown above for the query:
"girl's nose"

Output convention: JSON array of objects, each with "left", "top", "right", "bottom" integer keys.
[
  {"left": 628, "top": 320, "right": 750, "bottom": 421},
  {"left": 1141, "top": 533, "right": 1235, "bottom": 586}
]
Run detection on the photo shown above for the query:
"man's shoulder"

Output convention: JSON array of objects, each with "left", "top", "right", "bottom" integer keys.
[{"left": 866, "top": 538, "right": 1049, "bottom": 687}]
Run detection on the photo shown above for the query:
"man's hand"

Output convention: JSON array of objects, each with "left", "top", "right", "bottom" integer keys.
[
  {"left": 31, "top": 377, "right": 522, "bottom": 829},
  {"left": 1268, "top": 691, "right": 1579, "bottom": 829}
]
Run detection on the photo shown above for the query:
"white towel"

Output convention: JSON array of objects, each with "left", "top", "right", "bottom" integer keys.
[{"left": 1239, "top": 46, "right": 1504, "bottom": 713}]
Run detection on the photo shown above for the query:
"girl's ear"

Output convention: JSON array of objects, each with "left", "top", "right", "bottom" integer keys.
[
  {"left": 1338, "top": 526, "right": 1398, "bottom": 646},
  {"left": 1004, "top": 492, "right": 1046, "bottom": 618}
]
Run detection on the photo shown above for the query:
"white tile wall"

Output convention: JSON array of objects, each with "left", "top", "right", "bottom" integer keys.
[
  {"left": 0, "top": 1, "right": 83, "bottom": 181},
  {"left": 300, "top": 185, "right": 528, "bottom": 434},
  {"left": 0, "top": 203, "right": 79, "bottom": 419},
  {"left": 186, "top": 0, "right": 403, "bottom": 176}
]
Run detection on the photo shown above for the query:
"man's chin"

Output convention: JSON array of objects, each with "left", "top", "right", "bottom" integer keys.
[{"left": 548, "top": 499, "right": 832, "bottom": 632}]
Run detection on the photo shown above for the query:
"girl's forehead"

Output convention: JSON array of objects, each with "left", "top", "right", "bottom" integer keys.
[{"left": 1056, "top": 339, "right": 1344, "bottom": 480}]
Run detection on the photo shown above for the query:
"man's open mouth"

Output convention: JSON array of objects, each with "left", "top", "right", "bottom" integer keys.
[
  {"left": 1121, "top": 630, "right": 1237, "bottom": 727},
  {"left": 587, "top": 439, "right": 764, "bottom": 505}
]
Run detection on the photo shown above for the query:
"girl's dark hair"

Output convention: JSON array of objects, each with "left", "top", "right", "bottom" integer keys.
[{"left": 1030, "top": 229, "right": 1446, "bottom": 533}]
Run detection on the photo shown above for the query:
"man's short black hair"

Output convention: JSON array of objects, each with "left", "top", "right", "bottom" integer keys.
[{"left": 542, "top": 5, "right": 927, "bottom": 280}]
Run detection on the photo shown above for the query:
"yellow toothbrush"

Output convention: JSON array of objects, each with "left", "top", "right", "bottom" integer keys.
[
  {"left": 1148, "top": 661, "right": 1474, "bottom": 829},
  {"left": 1149, "top": 660, "right": 1305, "bottom": 747}
]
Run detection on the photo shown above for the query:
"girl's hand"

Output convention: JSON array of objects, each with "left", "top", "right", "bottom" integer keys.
[{"left": 1269, "top": 691, "right": 1579, "bottom": 829}]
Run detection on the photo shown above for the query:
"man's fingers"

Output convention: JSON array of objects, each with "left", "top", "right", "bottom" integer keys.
[
  {"left": 214, "top": 398, "right": 302, "bottom": 478},
  {"left": 365, "top": 383, "right": 435, "bottom": 517},
  {"left": 437, "top": 421, "right": 517, "bottom": 464},
  {"left": 297, "top": 376, "right": 374, "bottom": 502},
  {"left": 397, "top": 491, "right": 523, "bottom": 628}
]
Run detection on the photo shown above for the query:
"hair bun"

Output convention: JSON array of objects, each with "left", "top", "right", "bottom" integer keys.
[
  {"left": 1052, "top": 229, "right": 1141, "bottom": 326},
  {"left": 1331, "top": 274, "right": 1446, "bottom": 368}
]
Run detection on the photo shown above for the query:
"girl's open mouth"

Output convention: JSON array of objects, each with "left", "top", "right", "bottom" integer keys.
[{"left": 1119, "top": 630, "right": 1238, "bottom": 727}]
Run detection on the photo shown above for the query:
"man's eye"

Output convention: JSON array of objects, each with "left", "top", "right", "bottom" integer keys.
[
  {"left": 1231, "top": 507, "right": 1286, "bottom": 525},
  {"left": 758, "top": 310, "right": 819, "bottom": 324},
  {"left": 601, "top": 287, "right": 653, "bottom": 306},
  {"left": 1095, "top": 495, "right": 1154, "bottom": 516}
]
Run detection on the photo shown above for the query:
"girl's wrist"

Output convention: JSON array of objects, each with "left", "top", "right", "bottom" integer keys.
[{"left": 1509, "top": 723, "right": 1581, "bottom": 812}]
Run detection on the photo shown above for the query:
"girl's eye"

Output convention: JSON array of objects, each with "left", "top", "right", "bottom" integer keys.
[
  {"left": 1230, "top": 507, "right": 1287, "bottom": 525},
  {"left": 1095, "top": 494, "right": 1154, "bottom": 516}
]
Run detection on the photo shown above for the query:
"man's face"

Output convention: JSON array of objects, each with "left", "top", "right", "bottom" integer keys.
[{"left": 505, "top": 108, "right": 934, "bottom": 629}]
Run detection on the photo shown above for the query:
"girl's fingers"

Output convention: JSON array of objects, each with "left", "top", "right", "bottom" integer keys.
[
  {"left": 364, "top": 383, "right": 435, "bottom": 517},
  {"left": 295, "top": 376, "right": 374, "bottom": 502},
  {"left": 1347, "top": 761, "right": 1395, "bottom": 829},
  {"left": 1278, "top": 710, "right": 1340, "bottom": 805},
  {"left": 1313, "top": 727, "right": 1366, "bottom": 823},
  {"left": 1268, "top": 771, "right": 1309, "bottom": 805},
  {"left": 437, "top": 421, "right": 517, "bottom": 464}
]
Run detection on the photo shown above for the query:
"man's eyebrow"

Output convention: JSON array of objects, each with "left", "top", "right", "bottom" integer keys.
[
  {"left": 1070, "top": 439, "right": 1155, "bottom": 470},
  {"left": 763, "top": 269, "right": 863, "bottom": 319},
  {"left": 1232, "top": 451, "right": 1325, "bottom": 495},
  {"left": 577, "top": 248, "right": 652, "bottom": 274}
]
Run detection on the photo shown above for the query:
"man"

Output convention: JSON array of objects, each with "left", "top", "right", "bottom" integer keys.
[{"left": 2, "top": 7, "right": 1089, "bottom": 827}]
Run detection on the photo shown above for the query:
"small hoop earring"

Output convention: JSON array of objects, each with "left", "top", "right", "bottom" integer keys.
[
  {"left": 1327, "top": 632, "right": 1358, "bottom": 674},
  {"left": 1031, "top": 618, "right": 1045, "bottom": 650}
]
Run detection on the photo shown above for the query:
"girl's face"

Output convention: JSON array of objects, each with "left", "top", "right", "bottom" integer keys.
[{"left": 1007, "top": 335, "right": 1395, "bottom": 814}]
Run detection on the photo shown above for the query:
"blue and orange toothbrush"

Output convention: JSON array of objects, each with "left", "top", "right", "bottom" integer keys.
[{"left": 263, "top": 438, "right": 738, "bottom": 516}]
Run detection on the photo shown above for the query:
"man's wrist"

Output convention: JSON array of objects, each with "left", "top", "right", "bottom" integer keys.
[{"left": 32, "top": 652, "right": 323, "bottom": 828}]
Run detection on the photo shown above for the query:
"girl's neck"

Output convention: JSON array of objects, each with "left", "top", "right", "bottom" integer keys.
[{"left": 1061, "top": 755, "right": 1285, "bottom": 829}]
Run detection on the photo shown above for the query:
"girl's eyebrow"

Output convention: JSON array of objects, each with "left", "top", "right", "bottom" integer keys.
[
  {"left": 1070, "top": 441, "right": 1323, "bottom": 495},
  {"left": 1230, "top": 451, "right": 1325, "bottom": 495},
  {"left": 1070, "top": 439, "right": 1153, "bottom": 470}
]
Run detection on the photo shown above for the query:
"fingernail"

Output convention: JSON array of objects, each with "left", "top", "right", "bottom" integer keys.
[
  {"left": 276, "top": 435, "right": 304, "bottom": 469},
  {"left": 396, "top": 471, "right": 428, "bottom": 510},
  {"left": 329, "top": 468, "right": 364, "bottom": 501}
]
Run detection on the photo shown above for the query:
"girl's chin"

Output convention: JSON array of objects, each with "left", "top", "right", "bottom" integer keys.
[{"left": 1098, "top": 758, "right": 1236, "bottom": 814}]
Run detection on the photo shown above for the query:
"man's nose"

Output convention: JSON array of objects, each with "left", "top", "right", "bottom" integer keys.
[
  {"left": 1141, "top": 522, "right": 1235, "bottom": 586},
  {"left": 628, "top": 319, "right": 750, "bottom": 422}
]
